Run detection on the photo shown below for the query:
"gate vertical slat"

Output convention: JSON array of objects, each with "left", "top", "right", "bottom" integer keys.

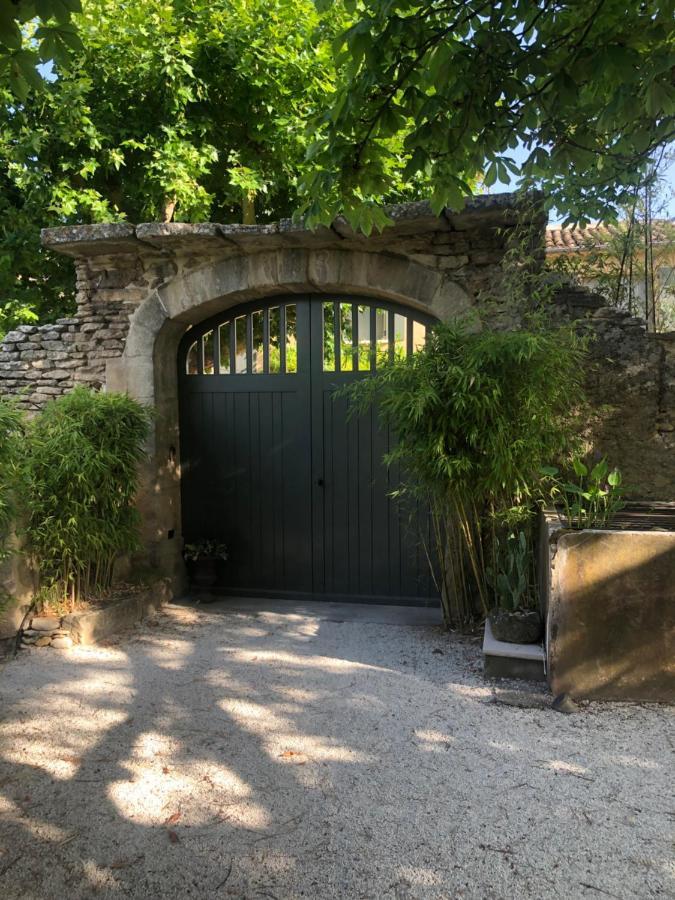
[
  {"left": 370, "top": 305, "right": 376, "bottom": 372},
  {"left": 213, "top": 324, "right": 221, "bottom": 375},
  {"left": 388, "top": 310, "right": 395, "bottom": 363},
  {"left": 246, "top": 316, "right": 253, "bottom": 375},
  {"left": 263, "top": 308, "right": 270, "bottom": 374}
]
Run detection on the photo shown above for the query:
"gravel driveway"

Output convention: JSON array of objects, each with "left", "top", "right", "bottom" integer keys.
[{"left": 0, "top": 601, "right": 672, "bottom": 899}]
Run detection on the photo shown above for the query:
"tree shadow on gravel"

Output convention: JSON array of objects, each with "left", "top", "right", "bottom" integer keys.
[{"left": 0, "top": 603, "right": 671, "bottom": 900}]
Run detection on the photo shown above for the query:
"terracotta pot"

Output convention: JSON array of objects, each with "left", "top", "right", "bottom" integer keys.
[
  {"left": 489, "top": 609, "right": 543, "bottom": 644},
  {"left": 189, "top": 557, "right": 220, "bottom": 589}
]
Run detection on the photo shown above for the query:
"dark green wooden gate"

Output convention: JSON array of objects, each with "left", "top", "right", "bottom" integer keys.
[{"left": 178, "top": 295, "right": 438, "bottom": 605}]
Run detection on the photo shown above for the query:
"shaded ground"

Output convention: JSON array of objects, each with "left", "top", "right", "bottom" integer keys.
[{"left": 0, "top": 601, "right": 672, "bottom": 899}]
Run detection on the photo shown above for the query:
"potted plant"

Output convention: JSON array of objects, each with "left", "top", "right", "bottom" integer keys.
[
  {"left": 486, "top": 530, "right": 543, "bottom": 644},
  {"left": 183, "top": 540, "right": 228, "bottom": 589}
]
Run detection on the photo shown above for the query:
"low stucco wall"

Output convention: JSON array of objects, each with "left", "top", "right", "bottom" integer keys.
[{"left": 545, "top": 526, "right": 675, "bottom": 701}]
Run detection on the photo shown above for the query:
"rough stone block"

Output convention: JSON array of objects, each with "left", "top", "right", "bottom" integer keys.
[
  {"left": 31, "top": 616, "right": 61, "bottom": 631},
  {"left": 438, "top": 254, "right": 469, "bottom": 270},
  {"left": 544, "top": 519, "right": 675, "bottom": 701},
  {"left": 160, "top": 256, "right": 248, "bottom": 320}
]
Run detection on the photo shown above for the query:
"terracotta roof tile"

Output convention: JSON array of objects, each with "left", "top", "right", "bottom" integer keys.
[{"left": 546, "top": 220, "right": 674, "bottom": 253}]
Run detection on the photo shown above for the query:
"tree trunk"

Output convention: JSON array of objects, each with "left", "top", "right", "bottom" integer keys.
[
  {"left": 162, "top": 197, "right": 177, "bottom": 223},
  {"left": 241, "top": 191, "right": 256, "bottom": 225}
]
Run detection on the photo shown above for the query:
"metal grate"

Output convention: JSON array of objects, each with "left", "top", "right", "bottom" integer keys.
[{"left": 602, "top": 503, "right": 675, "bottom": 532}]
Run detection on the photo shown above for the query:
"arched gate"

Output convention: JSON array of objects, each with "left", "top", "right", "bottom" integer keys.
[{"left": 178, "top": 295, "right": 438, "bottom": 605}]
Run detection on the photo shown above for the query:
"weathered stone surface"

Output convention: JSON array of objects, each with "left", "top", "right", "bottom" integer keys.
[
  {"left": 50, "top": 635, "right": 73, "bottom": 649},
  {"left": 31, "top": 616, "right": 61, "bottom": 632},
  {"left": 41, "top": 223, "right": 137, "bottom": 258},
  {"left": 543, "top": 517, "right": 675, "bottom": 701},
  {"left": 62, "top": 580, "right": 171, "bottom": 645},
  {"left": 551, "top": 693, "right": 579, "bottom": 714}
]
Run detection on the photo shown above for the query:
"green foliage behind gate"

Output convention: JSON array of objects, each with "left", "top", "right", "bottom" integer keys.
[{"left": 0, "top": 400, "right": 25, "bottom": 563}]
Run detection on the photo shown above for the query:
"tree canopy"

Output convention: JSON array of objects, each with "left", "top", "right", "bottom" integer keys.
[
  {"left": 2, "top": 0, "right": 673, "bottom": 332},
  {"left": 0, "top": 0, "right": 81, "bottom": 100},
  {"left": 300, "top": 0, "right": 675, "bottom": 229},
  {"left": 0, "top": 0, "right": 346, "bottom": 331}
]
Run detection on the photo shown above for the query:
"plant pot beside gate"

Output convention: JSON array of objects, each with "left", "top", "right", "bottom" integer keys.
[
  {"left": 489, "top": 607, "right": 543, "bottom": 644},
  {"left": 482, "top": 527, "right": 547, "bottom": 682},
  {"left": 486, "top": 530, "right": 544, "bottom": 645},
  {"left": 183, "top": 541, "right": 229, "bottom": 592}
]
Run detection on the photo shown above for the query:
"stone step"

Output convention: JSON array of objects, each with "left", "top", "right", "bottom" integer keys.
[{"left": 483, "top": 618, "right": 546, "bottom": 683}]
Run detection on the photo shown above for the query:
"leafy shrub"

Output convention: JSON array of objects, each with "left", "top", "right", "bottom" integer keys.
[
  {"left": 341, "top": 321, "right": 587, "bottom": 628},
  {"left": 25, "top": 387, "right": 151, "bottom": 605},
  {"left": 0, "top": 399, "right": 25, "bottom": 561}
]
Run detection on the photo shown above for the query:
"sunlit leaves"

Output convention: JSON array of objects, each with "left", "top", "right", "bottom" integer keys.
[
  {"left": 24, "top": 387, "right": 151, "bottom": 602},
  {"left": 0, "top": 0, "right": 348, "bottom": 330},
  {"left": 301, "top": 0, "right": 675, "bottom": 226}
]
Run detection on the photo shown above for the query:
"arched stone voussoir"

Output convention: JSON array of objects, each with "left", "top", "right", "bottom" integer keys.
[
  {"left": 155, "top": 247, "right": 472, "bottom": 324},
  {"left": 124, "top": 246, "right": 474, "bottom": 407},
  {"left": 123, "top": 290, "right": 169, "bottom": 360}
]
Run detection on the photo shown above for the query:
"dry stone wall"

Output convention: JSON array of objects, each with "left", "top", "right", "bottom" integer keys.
[
  {"left": 0, "top": 200, "right": 524, "bottom": 411},
  {"left": 0, "top": 258, "right": 170, "bottom": 411},
  {"left": 553, "top": 285, "right": 674, "bottom": 499}
]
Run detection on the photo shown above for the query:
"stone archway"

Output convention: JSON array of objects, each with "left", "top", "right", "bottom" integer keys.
[{"left": 108, "top": 248, "right": 473, "bottom": 584}]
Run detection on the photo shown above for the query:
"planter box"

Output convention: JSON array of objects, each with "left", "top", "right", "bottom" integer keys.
[
  {"left": 540, "top": 507, "right": 675, "bottom": 701},
  {"left": 62, "top": 579, "right": 172, "bottom": 645}
]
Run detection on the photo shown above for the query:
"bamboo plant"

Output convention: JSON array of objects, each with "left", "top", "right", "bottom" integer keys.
[
  {"left": 24, "top": 387, "right": 151, "bottom": 606},
  {"left": 340, "top": 321, "right": 587, "bottom": 629}
]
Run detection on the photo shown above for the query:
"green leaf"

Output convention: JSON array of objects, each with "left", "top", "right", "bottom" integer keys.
[
  {"left": 572, "top": 457, "right": 588, "bottom": 477},
  {"left": 564, "top": 484, "right": 585, "bottom": 496},
  {"left": 645, "top": 80, "right": 675, "bottom": 117},
  {"left": 0, "top": 8, "right": 22, "bottom": 50},
  {"left": 540, "top": 466, "right": 559, "bottom": 477},
  {"left": 483, "top": 163, "right": 497, "bottom": 187}
]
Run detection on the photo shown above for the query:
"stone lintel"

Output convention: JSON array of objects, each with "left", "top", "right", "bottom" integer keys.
[
  {"left": 41, "top": 223, "right": 137, "bottom": 258},
  {"left": 41, "top": 192, "right": 529, "bottom": 260},
  {"left": 136, "top": 222, "right": 229, "bottom": 251}
]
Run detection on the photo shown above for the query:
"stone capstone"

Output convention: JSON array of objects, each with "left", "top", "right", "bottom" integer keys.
[{"left": 30, "top": 616, "right": 61, "bottom": 632}]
